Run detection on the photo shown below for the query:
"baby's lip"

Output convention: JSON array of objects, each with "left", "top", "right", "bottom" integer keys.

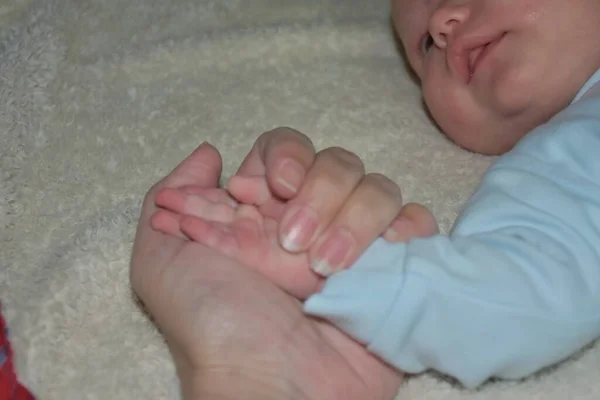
[
  {"left": 468, "top": 46, "right": 486, "bottom": 76},
  {"left": 448, "top": 32, "right": 506, "bottom": 84},
  {"left": 467, "top": 33, "right": 505, "bottom": 79}
]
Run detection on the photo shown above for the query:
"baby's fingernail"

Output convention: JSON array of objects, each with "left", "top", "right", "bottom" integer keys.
[
  {"left": 276, "top": 158, "right": 304, "bottom": 194},
  {"left": 280, "top": 206, "right": 319, "bottom": 252},
  {"left": 311, "top": 229, "right": 354, "bottom": 277},
  {"left": 228, "top": 198, "right": 239, "bottom": 208}
]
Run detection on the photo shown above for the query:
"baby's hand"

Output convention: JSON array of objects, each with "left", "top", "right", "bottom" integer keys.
[
  {"left": 222, "top": 127, "right": 439, "bottom": 277},
  {"left": 152, "top": 183, "right": 323, "bottom": 299},
  {"left": 152, "top": 128, "right": 438, "bottom": 296},
  {"left": 151, "top": 176, "right": 437, "bottom": 299},
  {"left": 225, "top": 172, "right": 438, "bottom": 276}
]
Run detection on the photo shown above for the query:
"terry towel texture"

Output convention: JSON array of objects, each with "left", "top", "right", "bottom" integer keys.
[{"left": 0, "top": 0, "right": 598, "bottom": 398}]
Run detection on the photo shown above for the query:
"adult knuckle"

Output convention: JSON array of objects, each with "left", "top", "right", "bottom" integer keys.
[
  {"left": 323, "top": 147, "right": 365, "bottom": 174},
  {"left": 314, "top": 172, "right": 353, "bottom": 198},
  {"left": 364, "top": 173, "right": 403, "bottom": 202},
  {"left": 266, "top": 126, "right": 313, "bottom": 145},
  {"left": 346, "top": 201, "right": 379, "bottom": 225},
  {"left": 310, "top": 149, "right": 364, "bottom": 194},
  {"left": 258, "top": 127, "right": 315, "bottom": 163}
]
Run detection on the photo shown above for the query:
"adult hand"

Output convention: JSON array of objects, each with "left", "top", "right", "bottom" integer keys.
[
  {"left": 229, "top": 127, "right": 438, "bottom": 276},
  {"left": 130, "top": 143, "right": 403, "bottom": 400}
]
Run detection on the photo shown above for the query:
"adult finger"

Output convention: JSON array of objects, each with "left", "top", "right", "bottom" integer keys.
[
  {"left": 308, "top": 173, "right": 403, "bottom": 276},
  {"left": 278, "top": 147, "right": 365, "bottom": 252},
  {"left": 236, "top": 127, "right": 316, "bottom": 199},
  {"left": 383, "top": 203, "right": 439, "bottom": 242}
]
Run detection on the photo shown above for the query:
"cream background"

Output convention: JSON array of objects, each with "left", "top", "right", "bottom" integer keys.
[{"left": 1, "top": 0, "right": 598, "bottom": 398}]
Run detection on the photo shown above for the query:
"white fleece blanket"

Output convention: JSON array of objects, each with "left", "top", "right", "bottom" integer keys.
[{"left": 1, "top": 0, "right": 599, "bottom": 398}]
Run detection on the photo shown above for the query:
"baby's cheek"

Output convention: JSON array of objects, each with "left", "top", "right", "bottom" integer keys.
[
  {"left": 423, "top": 82, "right": 490, "bottom": 152},
  {"left": 423, "top": 83, "right": 460, "bottom": 134}
]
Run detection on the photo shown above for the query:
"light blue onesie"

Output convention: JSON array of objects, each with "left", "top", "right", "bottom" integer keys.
[{"left": 305, "top": 69, "right": 600, "bottom": 389}]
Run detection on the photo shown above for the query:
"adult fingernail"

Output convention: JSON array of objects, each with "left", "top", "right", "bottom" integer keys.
[
  {"left": 311, "top": 229, "right": 354, "bottom": 277},
  {"left": 280, "top": 206, "right": 319, "bottom": 252},
  {"left": 384, "top": 216, "right": 413, "bottom": 242},
  {"left": 276, "top": 158, "right": 304, "bottom": 194}
]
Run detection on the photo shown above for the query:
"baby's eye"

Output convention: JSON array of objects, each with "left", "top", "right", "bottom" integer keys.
[{"left": 421, "top": 34, "right": 434, "bottom": 55}]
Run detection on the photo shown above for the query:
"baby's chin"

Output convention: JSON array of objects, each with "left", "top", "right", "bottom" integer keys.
[
  {"left": 424, "top": 89, "right": 542, "bottom": 155},
  {"left": 442, "top": 121, "right": 527, "bottom": 155},
  {"left": 431, "top": 98, "right": 544, "bottom": 155},
  {"left": 449, "top": 135, "right": 508, "bottom": 155}
]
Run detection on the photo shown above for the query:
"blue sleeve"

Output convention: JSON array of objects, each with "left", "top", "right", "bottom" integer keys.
[{"left": 304, "top": 81, "right": 600, "bottom": 388}]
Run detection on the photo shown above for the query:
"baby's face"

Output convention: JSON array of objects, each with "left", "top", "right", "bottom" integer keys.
[{"left": 392, "top": 0, "right": 600, "bottom": 155}]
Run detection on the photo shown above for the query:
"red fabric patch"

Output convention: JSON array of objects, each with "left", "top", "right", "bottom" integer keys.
[{"left": 0, "top": 305, "right": 35, "bottom": 400}]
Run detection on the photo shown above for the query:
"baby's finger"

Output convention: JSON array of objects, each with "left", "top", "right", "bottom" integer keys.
[
  {"left": 308, "top": 173, "right": 403, "bottom": 276},
  {"left": 180, "top": 217, "right": 239, "bottom": 258},
  {"left": 155, "top": 187, "right": 235, "bottom": 224},
  {"left": 226, "top": 175, "right": 271, "bottom": 206},
  {"left": 226, "top": 176, "right": 286, "bottom": 220},
  {"left": 150, "top": 209, "right": 187, "bottom": 239},
  {"left": 181, "top": 186, "right": 238, "bottom": 208},
  {"left": 278, "top": 147, "right": 365, "bottom": 253},
  {"left": 383, "top": 203, "right": 439, "bottom": 242},
  {"left": 236, "top": 127, "right": 316, "bottom": 199}
]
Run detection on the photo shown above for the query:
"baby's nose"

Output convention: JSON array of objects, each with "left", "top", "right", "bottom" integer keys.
[{"left": 429, "top": 2, "right": 470, "bottom": 48}]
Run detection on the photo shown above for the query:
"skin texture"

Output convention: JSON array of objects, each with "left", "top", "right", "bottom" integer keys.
[
  {"left": 392, "top": 0, "right": 600, "bottom": 155},
  {"left": 132, "top": 1, "right": 600, "bottom": 398},
  {"left": 130, "top": 143, "right": 404, "bottom": 400},
  {"left": 151, "top": 181, "right": 436, "bottom": 299},
  {"left": 153, "top": 127, "right": 437, "bottom": 283}
]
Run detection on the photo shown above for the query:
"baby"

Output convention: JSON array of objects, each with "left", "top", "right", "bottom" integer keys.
[{"left": 152, "top": 0, "right": 600, "bottom": 389}]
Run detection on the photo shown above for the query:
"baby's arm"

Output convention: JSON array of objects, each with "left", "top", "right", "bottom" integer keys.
[{"left": 305, "top": 80, "right": 600, "bottom": 388}]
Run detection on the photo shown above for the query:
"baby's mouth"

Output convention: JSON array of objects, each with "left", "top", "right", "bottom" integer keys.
[
  {"left": 468, "top": 45, "right": 487, "bottom": 76},
  {"left": 467, "top": 33, "right": 506, "bottom": 78}
]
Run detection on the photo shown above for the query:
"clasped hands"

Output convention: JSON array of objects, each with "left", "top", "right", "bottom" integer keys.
[{"left": 130, "top": 127, "right": 437, "bottom": 400}]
